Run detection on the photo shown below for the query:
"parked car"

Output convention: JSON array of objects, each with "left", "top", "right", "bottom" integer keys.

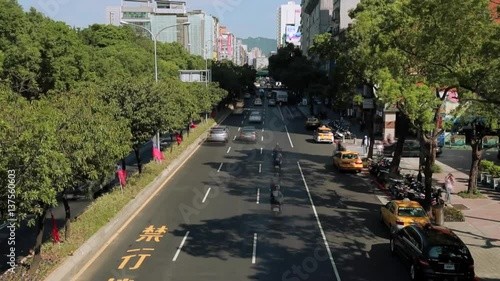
[
  {"left": 239, "top": 126, "right": 257, "bottom": 143},
  {"left": 268, "top": 99, "right": 276, "bottom": 106},
  {"left": 249, "top": 111, "right": 263, "bottom": 123},
  {"left": 391, "top": 224, "right": 475, "bottom": 281},
  {"left": 380, "top": 199, "right": 430, "bottom": 232},
  {"left": 244, "top": 93, "right": 251, "bottom": 99},
  {"left": 383, "top": 140, "right": 443, "bottom": 157},
  {"left": 206, "top": 126, "right": 229, "bottom": 143},
  {"left": 332, "top": 151, "right": 363, "bottom": 173}
]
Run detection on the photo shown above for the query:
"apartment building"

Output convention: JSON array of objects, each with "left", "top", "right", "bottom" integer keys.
[
  {"left": 332, "top": 0, "right": 360, "bottom": 40},
  {"left": 300, "top": 0, "right": 333, "bottom": 57},
  {"left": 187, "top": 10, "right": 217, "bottom": 59}
]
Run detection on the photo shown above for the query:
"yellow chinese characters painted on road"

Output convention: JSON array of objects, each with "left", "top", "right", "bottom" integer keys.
[
  {"left": 107, "top": 225, "right": 168, "bottom": 280},
  {"left": 136, "top": 225, "right": 168, "bottom": 242},
  {"left": 118, "top": 248, "right": 154, "bottom": 270}
]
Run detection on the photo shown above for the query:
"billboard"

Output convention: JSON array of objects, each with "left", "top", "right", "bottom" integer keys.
[{"left": 285, "top": 25, "right": 301, "bottom": 46}]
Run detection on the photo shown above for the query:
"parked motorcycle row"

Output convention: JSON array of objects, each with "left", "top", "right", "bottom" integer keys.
[
  {"left": 324, "top": 119, "right": 356, "bottom": 140},
  {"left": 368, "top": 156, "right": 445, "bottom": 206}
]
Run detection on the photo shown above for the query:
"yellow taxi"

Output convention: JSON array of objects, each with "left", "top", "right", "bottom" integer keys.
[
  {"left": 313, "top": 126, "right": 334, "bottom": 143},
  {"left": 332, "top": 150, "right": 363, "bottom": 172},
  {"left": 305, "top": 117, "right": 320, "bottom": 129},
  {"left": 380, "top": 199, "right": 430, "bottom": 232}
]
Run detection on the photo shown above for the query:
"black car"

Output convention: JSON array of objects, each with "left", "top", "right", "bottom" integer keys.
[{"left": 391, "top": 224, "right": 475, "bottom": 281}]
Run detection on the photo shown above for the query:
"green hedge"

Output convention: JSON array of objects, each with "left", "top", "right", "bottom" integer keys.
[{"left": 479, "top": 160, "right": 500, "bottom": 177}]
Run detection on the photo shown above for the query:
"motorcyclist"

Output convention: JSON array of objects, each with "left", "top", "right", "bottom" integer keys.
[
  {"left": 270, "top": 183, "right": 283, "bottom": 204},
  {"left": 273, "top": 143, "right": 282, "bottom": 156}
]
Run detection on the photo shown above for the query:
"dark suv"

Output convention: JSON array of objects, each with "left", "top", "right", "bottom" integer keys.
[{"left": 391, "top": 224, "right": 475, "bottom": 281}]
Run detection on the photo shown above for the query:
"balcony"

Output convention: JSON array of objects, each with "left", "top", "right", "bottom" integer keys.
[{"left": 122, "top": 6, "right": 153, "bottom": 13}]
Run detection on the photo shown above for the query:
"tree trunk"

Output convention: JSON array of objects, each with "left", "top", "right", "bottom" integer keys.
[
  {"left": 417, "top": 132, "right": 425, "bottom": 182},
  {"left": 468, "top": 139, "right": 482, "bottom": 193},
  {"left": 28, "top": 207, "right": 47, "bottom": 275},
  {"left": 367, "top": 108, "right": 376, "bottom": 159},
  {"left": 389, "top": 115, "right": 410, "bottom": 174},
  {"left": 62, "top": 193, "right": 71, "bottom": 240},
  {"left": 422, "top": 138, "right": 434, "bottom": 212},
  {"left": 133, "top": 144, "right": 143, "bottom": 174}
]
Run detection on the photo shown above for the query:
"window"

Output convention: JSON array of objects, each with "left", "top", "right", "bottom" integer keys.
[
  {"left": 428, "top": 245, "right": 470, "bottom": 260},
  {"left": 342, "top": 154, "right": 358, "bottom": 160},
  {"left": 318, "top": 129, "right": 331, "bottom": 134},
  {"left": 406, "top": 228, "right": 422, "bottom": 250},
  {"left": 398, "top": 207, "right": 427, "bottom": 217}
]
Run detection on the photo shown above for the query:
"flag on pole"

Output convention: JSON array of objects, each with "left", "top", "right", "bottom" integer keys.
[
  {"left": 153, "top": 143, "right": 164, "bottom": 161},
  {"left": 117, "top": 165, "right": 127, "bottom": 186},
  {"left": 51, "top": 211, "right": 60, "bottom": 243}
]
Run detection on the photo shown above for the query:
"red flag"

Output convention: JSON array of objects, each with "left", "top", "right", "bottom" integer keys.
[
  {"left": 117, "top": 167, "right": 127, "bottom": 186},
  {"left": 51, "top": 213, "right": 60, "bottom": 243},
  {"left": 152, "top": 144, "right": 164, "bottom": 161}
]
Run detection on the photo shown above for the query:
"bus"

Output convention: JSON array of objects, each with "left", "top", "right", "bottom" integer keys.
[{"left": 272, "top": 90, "right": 288, "bottom": 104}]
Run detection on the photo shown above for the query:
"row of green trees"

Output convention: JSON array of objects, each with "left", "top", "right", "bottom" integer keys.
[
  {"left": 277, "top": 0, "right": 499, "bottom": 207},
  {"left": 0, "top": 0, "right": 255, "bottom": 273}
]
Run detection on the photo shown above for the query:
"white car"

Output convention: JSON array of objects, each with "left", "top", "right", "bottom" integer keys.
[
  {"left": 249, "top": 111, "right": 262, "bottom": 123},
  {"left": 254, "top": 98, "right": 263, "bottom": 106}
]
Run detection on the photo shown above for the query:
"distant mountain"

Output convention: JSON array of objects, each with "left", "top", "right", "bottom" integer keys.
[{"left": 239, "top": 37, "right": 277, "bottom": 57}]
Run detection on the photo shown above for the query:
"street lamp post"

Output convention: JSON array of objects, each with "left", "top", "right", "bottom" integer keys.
[{"left": 120, "top": 20, "right": 190, "bottom": 146}]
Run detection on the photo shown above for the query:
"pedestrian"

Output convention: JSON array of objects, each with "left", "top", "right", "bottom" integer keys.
[
  {"left": 361, "top": 136, "right": 369, "bottom": 154},
  {"left": 444, "top": 173, "right": 455, "bottom": 204}
]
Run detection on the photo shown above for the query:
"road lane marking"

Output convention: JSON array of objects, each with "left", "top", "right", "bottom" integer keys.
[
  {"left": 297, "top": 161, "right": 342, "bottom": 281},
  {"left": 226, "top": 147, "right": 231, "bottom": 154},
  {"left": 256, "top": 188, "right": 260, "bottom": 204},
  {"left": 172, "top": 231, "right": 190, "bottom": 261},
  {"left": 238, "top": 127, "right": 241, "bottom": 131},
  {"left": 217, "top": 163, "right": 223, "bottom": 172},
  {"left": 202, "top": 187, "right": 211, "bottom": 203},
  {"left": 285, "top": 125, "right": 294, "bottom": 148},
  {"left": 261, "top": 136, "right": 264, "bottom": 142},
  {"left": 263, "top": 121, "right": 265, "bottom": 125},
  {"left": 241, "top": 120, "right": 244, "bottom": 124},
  {"left": 252, "top": 233, "right": 257, "bottom": 264},
  {"left": 70, "top": 133, "right": 207, "bottom": 281},
  {"left": 278, "top": 106, "right": 285, "bottom": 121},
  {"left": 285, "top": 106, "right": 294, "bottom": 118},
  {"left": 260, "top": 147, "right": 263, "bottom": 154},
  {"left": 262, "top": 128, "right": 264, "bottom": 132},
  {"left": 233, "top": 136, "right": 236, "bottom": 141},
  {"left": 259, "top": 163, "right": 262, "bottom": 173}
]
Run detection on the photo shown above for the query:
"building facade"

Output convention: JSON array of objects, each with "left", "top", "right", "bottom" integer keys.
[
  {"left": 300, "top": 0, "right": 334, "bottom": 57},
  {"left": 277, "top": 1, "right": 301, "bottom": 48},
  {"left": 187, "top": 10, "right": 217, "bottom": 59},
  {"left": 332, "top": 0, "right": 361, "bottom": 40},
  {"left": 253, "top": 57, "right": 269, "bottom": 70}
]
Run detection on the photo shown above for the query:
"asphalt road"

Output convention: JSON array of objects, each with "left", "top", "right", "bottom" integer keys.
[
  {"left": 72, "top": 97, "right": 414, "bottom": 281},
  {"left": 438, "top": 148, "right": 499, "bottom": 174},
  {"left": 0, "top": 138, "right": 156, "bottom": 272}
]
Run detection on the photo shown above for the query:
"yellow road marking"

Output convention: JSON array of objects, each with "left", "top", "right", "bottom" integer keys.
[{"left": 70, "top": 143, "right": 204, "bottom": 281}]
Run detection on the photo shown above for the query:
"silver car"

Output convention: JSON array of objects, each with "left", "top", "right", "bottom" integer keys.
[
  {"left": 207, "top": 126, "right": 229, "bottom": 143},
  {"left": 249, "top": 111, "right": 262, "bottom": 123}
]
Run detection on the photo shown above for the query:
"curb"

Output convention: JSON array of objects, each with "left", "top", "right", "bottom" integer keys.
[{"left": 44, "top": 111, "right": 231, "bottom": 281}]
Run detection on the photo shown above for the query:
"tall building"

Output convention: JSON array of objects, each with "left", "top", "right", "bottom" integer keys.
[
  {"left": 253, "top": 57, "right": 269, "bottom": 70},
  {"left": 187, "top": 10, "right": 217, "bottom": 59},
  {"left": 218, "top": 26, "right": 234, "bottom": 62},
  {"left": 105, "top": 0, "right": 190, "bottom": 49},
  {"left": 332, "top": 0, "right": 361, "bottom": 40},
  {"left": 300, "top": 0, "right": 334, "bottom": 57},
  {"left": 277, "top": 1, "right": 301, "bottom": 48}
]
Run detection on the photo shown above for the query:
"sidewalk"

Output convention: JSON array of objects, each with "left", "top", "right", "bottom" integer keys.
[{"left": 397, "top": 158, "right": 500, "bottom": 279}]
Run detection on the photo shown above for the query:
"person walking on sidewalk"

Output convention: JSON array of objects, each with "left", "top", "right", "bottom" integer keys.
[
  {"left": 444, "top": 173, "right": 455, "bottom": 204},
  {"left": 361, "top": 136, "right": 369, "bottom": 154}
]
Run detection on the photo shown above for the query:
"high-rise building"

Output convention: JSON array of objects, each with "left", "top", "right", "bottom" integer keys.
[
  {"left": 332, "top": 0, "right": 361, "bottom": 40},
  {"left": 300, "top": 0, "right": 334, "bottom": 57},
  {"left": 277, "top": 1, "right": 301, "bottom": 48},
  {"left": 218, "top": 26, "right": 234, "bottom": 62},
  {"left": 187, "top": 10, "right": 217, "bottom": 60},
  {"left": 105, "top": 6, "right": 121, "bottom": 26}
]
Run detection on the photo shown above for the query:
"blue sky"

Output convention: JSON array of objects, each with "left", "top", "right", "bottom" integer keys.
[{"left": 17, "top": 0, "right": 287, "bottom": 39}]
